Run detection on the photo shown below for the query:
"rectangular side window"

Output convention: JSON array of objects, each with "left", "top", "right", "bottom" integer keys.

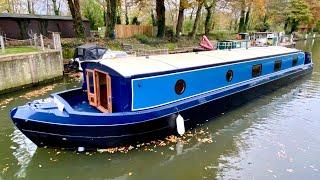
[
  {"left": 274, "top": 60, "right": 282, "bottom": 72},
  {"left": 292, "top": 55, "right": 298, "bottom": 66},
  {"left": 252, "top": 64, "right": 262, "bottom": 78}
]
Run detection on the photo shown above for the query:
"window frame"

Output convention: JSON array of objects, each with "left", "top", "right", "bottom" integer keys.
[
  {"left": 274, "top": 60, "right": 282, "bottom": 72},
  {"left": 226, "top": 70, "right": 234, "bottom": 82},
  {"left": 252, "top": 64, "right": 262, "bottom": 78},
  {"left": 292, "top": 55, "right": 298, "bottom": 66},
  {"left": 175, "top": 79, "right": 186, "bottom": 95}
]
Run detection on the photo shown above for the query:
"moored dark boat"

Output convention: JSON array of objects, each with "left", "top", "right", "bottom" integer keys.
[{"left": 10, "top": 46, "right": 313, "bottom": 149}]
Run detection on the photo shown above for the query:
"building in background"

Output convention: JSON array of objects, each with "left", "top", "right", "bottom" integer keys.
[{"left": 0, "top": 13, "right": 90, "bottom": 39}]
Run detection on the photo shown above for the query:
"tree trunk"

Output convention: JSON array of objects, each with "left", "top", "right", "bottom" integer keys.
[
  {"left": 244, "top": 2, "right": 251, "bottom": 32},
  {"left": 238, "top": 0, "right": 246, "bottom": 32},
  {"left": 176, "top": 3, "right": 185, "bottom": 37},
  {"left": 190, "top": 1, "right": 203, "bottom": 39},
  {"left": 67, "top": 0, "right": 85, "bottom": 38},
  {"left": 190, "top": 7, "right": 195, "bottom": 20},
  {"left": 156, "top": 0, "right": 165, "bottom": 38},
  {"left": 52, "top": 0, "right": 59, "bottom": 15},
  {"left": 124, "top": 0, "right": 129, "bottom": 25},
  {"left": 105, "top": 0, "right": 117, "bottom": 39},
  {"left": 204, "top": 1, "right": 215, "bottom": 35},
  {"left": 151, "top": 10, "right": 156, "bottom": 26},
  {"left": 27, "top": 0, "right": 32, "bottom": 14}
]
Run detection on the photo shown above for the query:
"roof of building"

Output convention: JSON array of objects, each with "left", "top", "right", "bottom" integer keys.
[
  {"left": 0, "top": 13, "right": 89, "bottom": 21},
  {"left": 99, "top": 46, "right": 301, "bottom": 78}
]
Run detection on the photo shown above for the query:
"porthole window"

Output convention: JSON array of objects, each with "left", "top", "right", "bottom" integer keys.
[
  {"left": 292, "top": 55, "right": 298, "bottom": 66},
  {"left": 252, "top": 64, "right": 262, "bottom": 78},
  {"left": 226, "top": 70, "right": 233, "bottom": 82},
  {"left": 175, "top": 79, "right": 186, "bottom": 95},
  {"left": 274, "top": 60, "right": 282, "bottom": 72}
]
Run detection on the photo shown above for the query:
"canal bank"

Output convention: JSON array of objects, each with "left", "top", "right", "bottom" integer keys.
[{"left": 0, "top": 50, "right": 63, "bottom": 94}]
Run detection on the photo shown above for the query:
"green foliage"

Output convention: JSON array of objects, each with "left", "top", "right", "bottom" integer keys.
[
  {"left": 81, "top": 0, "right": 105, "bottom": 30},
  {"left": 210, "top": 31, "right": 229, "bottom": 41},
  {"left": 254, "top": 16, "right": 270, "bottom": 32},
  {"left": 62, "top": 48, "right": 75, "bottom": 59},
  {"left": 134, "top": 34, "right": 150, "bottom": 44},
  {"left": 183, "top": 19, "right": 194, "bottom": 35},
  {"left": 166, "top": 43, "right": 177, "bottom": 51},
  {"left": 314, "top": 21, "right": 320, "bottom": 32},
  {"left": 286, "top": 0, "right": 312, "bottom": 33}
]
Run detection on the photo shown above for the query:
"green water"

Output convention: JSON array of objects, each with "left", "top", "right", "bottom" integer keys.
[{"left": 1, "top": 40, "right": 320, "bottom": 180}]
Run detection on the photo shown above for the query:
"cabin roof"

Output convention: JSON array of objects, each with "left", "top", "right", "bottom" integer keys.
[{"left": 99, "top": 46, "right": 300, "bottom": 78}]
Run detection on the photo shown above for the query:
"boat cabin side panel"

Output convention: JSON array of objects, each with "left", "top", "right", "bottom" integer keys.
[{"left": 131, "top": 52, "right": 305, "bottom": 111}]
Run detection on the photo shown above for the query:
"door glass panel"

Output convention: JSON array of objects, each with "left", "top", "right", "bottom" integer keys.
[
  {"left": 87, "top": 71, "right": 94, "bottom": 94},
  {"left": 97, "top": 72, "right": 109, "bottom": 110}
]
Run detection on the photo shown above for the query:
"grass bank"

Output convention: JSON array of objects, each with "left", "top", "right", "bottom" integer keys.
[{"left": 0, "top": 47, "right": 38, "bottom": 56}]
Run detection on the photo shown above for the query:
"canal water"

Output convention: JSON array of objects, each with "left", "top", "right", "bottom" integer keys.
[{"left": 0, "top": 40, "right": 320, "bottom": 180}]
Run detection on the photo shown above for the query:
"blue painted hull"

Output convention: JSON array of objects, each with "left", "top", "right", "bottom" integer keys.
[{"left": 10, "top": 63, "right": 313, "bottom": 149}]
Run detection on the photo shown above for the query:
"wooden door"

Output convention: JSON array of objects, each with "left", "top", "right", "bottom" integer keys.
[{"left": 85, "top": 69, "right": 112, "bottom": 113}]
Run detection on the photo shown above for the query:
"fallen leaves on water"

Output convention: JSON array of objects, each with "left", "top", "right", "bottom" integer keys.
[
  {"left": 0, "top": 98, "right": 13, "bottom": 107},
  {"left": 96, "top": 128, "right": 214, "bottom": 154},
  {"left": 20, "top": 85, "right": 56, "bottom": 99},
  {"left": 2, "top": 166, "right": 9, "bottom": 173}
]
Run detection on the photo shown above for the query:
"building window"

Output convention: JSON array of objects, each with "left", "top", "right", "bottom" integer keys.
[
  {"left": 226, "top": 70, "right": 233, "bottom": 82},
  {"left": 274, "top": 60, "right": 282, "bottom": 72},
  {"left": 175, "top": 79, "right": 186, "bottom": 95},
  {"left": 292, "top": 55, "right": 298, "bottom": 66},
  {"left": 252, "top": 64, "right": 262, "bottom": 78}
]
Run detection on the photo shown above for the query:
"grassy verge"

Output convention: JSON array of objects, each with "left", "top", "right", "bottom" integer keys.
[{"left": 0, "top": 47, "right": 39, "bottom": 56}]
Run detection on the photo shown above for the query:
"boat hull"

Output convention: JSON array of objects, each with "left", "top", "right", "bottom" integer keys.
[{"left": 10, "top": 64, "right": 313, "bottom": 149}]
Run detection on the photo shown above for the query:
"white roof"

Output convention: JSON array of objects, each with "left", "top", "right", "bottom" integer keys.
[{"left": 99, "top": 46, "right": 300, "bottom": 77}]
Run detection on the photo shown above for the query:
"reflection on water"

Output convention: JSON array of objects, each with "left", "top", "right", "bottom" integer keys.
[
  {"left": 11, "top": 129, "right": 37, "bottom": 179},
  {"left": 0, "top": 40, "right": 320, "bottom": 179}
]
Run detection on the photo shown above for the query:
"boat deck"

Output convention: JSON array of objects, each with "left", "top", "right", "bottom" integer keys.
[{"left": 99, "top": 46, "right": 299, "bottom": 77}]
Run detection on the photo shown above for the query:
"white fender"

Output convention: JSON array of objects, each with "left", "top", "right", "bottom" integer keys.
[{"left": 176, "top": 114, "right": 185, "bottom": 135}]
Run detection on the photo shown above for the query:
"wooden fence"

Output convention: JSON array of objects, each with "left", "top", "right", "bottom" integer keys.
[{"left": 115, "top": 25, "right": 157, "bottom": 38}]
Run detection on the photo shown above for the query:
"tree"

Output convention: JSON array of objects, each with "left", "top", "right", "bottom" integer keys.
[
  {"left": 176, "top": 0, "right": 190, "bottom": 37},
  {"left": 82, "top": 0, "right": 104, "bottom": 30},
  {"left": 286, "top": 0, "right": 312, "bottom": 33},
  {"left": 52, "top": 0, "right": 60, "bottom": 15},
  {"left": 204, "top": 0, "right": 216, "bottom": 35},
  {"left": 0, "top": 0, "right": 11, "bottom": 13},
  {"left": 190, "top": 0, "right": 204, "bottom": 39},
  {"left": 105, "top": 0, "right": 117, "bottom": 39},
  {"left": 67, "top": 0, "right": 85, "bottom": 38},
  {"left": 156, "top": 0, "right": 165, "bottom": 38},
  {"left": 27, "top": 0, "right": 35, "bottom": 14}
]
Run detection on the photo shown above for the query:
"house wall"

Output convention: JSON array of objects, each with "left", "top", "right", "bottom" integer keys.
[
  {"left": 0, "top": 18, "right": 90, "bottom": 39},
  {"left": 0, "top": 50, "right": 63, "bottom": 94}
]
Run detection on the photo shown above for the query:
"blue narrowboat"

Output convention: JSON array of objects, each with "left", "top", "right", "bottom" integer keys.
[{"left": 10, "top": 46, "right": 313, "bottom": 149}]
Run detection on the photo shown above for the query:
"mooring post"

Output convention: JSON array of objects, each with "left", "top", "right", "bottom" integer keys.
[
  {"left": 0, "top": 35, "right": 4, "bottom": 53},
  {"left": 33, "top": 34, "right": 38, "bottom": 48},
  {"left": 40, "top": 34, "right": 45, "bottom": 51}
]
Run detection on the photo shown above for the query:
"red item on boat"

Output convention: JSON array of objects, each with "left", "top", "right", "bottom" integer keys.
[{"left": 200, "top": 36, "right": 214, "bottom": 50}]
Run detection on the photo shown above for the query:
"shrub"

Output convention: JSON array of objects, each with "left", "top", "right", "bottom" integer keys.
[{"left": 134, "top": 34, "right": 149, "bottom": 44}]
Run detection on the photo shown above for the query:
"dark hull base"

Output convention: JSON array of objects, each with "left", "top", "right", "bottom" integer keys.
[{"left": 13, "top": 67, "right": 313, "bottom": 150}]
